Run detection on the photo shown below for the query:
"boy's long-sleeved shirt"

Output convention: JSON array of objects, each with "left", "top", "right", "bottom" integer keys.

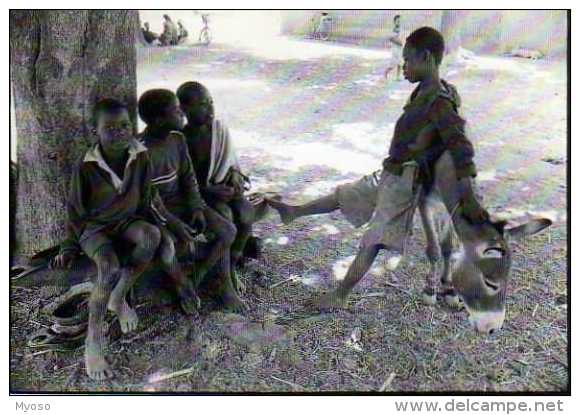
[
  {"left": 139, "top": 128, "right": 207, "bottom": 222},
  {"left": 383, "top": 79, "right": 477, "bottom": 180},
  {"left": 60, "top": 139, "right": 171, "bottom": 255}
]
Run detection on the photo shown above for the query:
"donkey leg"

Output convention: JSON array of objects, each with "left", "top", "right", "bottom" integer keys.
[
  {"left": 439, "top": 222, "right": 461, "bottom": 308},
  {"left": 419, "top": 201, "right": 441, "bottom": 306}
]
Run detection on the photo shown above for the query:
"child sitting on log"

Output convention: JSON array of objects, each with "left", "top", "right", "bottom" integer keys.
[
  {"left": 138, "top": 88, "right": 247, "bottom": 313},
  {"left": 51, "top": 98, "right": 198, "bottom": 380}
]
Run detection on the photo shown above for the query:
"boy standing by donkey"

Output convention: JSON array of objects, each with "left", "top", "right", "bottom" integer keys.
[{"left": 312, "top": 27, "right": 488, "bottom": 309}]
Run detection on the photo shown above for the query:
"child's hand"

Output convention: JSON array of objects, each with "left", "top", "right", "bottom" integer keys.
[
  {"left": 461, "top": 194, "right": 490, "bottom": 224},
  {"left": 172, "top": 221, "right": 198, "bottom": 244},
  {"left": 191, "top": 208, "right": 207, "bottom": 234},
  {"left": 208, "top": 184, "right": 235, "bottom": 202},
  {"left": 49, "top": 252, "right": 75, "bottom": 270},
  {"left": 228, "top": 170, "right": 248, "bottom": 195}
]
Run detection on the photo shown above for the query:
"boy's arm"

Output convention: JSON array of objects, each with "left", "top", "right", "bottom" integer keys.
[
  {"left": 220, "top": 122, "right": 248, "bottom": 195},
  {"left": 57, "top": 163, "right": 86, "bottom": 261},
  {"left": 175, "top": 134, "right": 207, "bottom": 212},
  {"left": 429, "top": 99, "right": 489, "bottom": 223},
  {"left": 151, "top": 190, "right": 200, "bottom": 243},
  {"left": 429, "top": 98, "right": 477, "bottom": 179},
  {"left": 141, "top": 157, "right": 199, "bottom": 242}
]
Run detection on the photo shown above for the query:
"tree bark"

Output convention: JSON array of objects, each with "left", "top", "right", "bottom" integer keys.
[{"left": 10, "top": 10, "right": 138, "bottom": 258}]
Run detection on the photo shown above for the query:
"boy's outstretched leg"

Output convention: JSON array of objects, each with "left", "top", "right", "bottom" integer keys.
[
  {"left": 316, "top": 244, "right": 381, "bottom": 310},
  {"left": 268, "top": 193, "right": 339, "bottom": 225},
  {"left": 108, "top": 221, "right": 160, "bottom": 333},
  {"left": 85, "top": 244, "right": 119, "bottom": 381}
]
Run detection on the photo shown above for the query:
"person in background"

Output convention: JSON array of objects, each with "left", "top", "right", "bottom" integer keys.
[
  {"left": 316, "top": 12, "right": 332, "bottom": 40},
  {"left": 384, "top": 14, "right": 403, "bottom": 81},
  {"left": 159, "top": 14, "right": 178, "bottom": 46},
  {"left": 142, "top": 22, "right": 158, "bottom": 45},
  {"left": 177, "top": 20, "right": 188, "bottom": 44}
]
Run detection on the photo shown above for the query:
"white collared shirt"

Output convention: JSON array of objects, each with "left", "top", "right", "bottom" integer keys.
[{"left": 83, "top": 139, "right": 148, "bottom": 193}]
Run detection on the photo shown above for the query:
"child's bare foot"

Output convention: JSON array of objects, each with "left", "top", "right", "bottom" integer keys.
[
  {"left": 220, "top": 290, "right": 248, "bottom": 314},
  {"left": 266, "top": 198, "right": 297, "bottom": 225},
  {"left": 85, "top": 336, "right": 113, "bottom": 381},
  {"left": 108, "top": 299, "right": 138, "bottom": 334},
  {"left": 179, "top": 290, "right": 201, "bottom": 315},
  {"left": 176, "top": 280, "right": 200, "bottom": 315}
]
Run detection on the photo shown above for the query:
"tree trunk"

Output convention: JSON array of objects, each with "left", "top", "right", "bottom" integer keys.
[
  {"left": 10, "top": 10, "right": 138, "bottom": 258},
  {"left": 135, "top": 13, "right": 147, "bottom": 46}
]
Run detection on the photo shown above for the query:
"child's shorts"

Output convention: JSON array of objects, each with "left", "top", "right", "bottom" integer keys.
[
  {"left": 360, "top": 163, "right": 421, "bottom": 253},
  {"left": 79, "top": 217, "right": 145, "bottom": 259},
  {"left": 390, "top": 44, "right": 403, "bottom": 67},
  {"left": 335, "top": 170, "right": 381, "bottom": 228}
]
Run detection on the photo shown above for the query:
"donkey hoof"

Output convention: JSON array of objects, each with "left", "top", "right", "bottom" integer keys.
[
  {"left": 444, "top": 294, "right": 463, "bottom": 308},
  {"left": 421, "top": 289, "right": 437, "bottom": 306}
]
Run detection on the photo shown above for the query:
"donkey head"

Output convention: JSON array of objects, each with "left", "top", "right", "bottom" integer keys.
[{"left": 452, "top": 217, "right": 552, "bottom": 334}]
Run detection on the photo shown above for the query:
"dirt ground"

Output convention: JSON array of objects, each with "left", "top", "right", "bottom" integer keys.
[{"left": 10, "top": 35, "right": 568, "bottom": 393}]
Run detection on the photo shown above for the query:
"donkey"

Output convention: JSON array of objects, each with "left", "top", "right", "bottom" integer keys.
[
  {"left": 316, "top": 150, "right": 552, "bottom": 335},
  {"left": 415, "top": 151, "right": 552, "bottom": 334}
]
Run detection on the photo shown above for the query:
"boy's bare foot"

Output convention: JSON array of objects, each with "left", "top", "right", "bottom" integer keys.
[
  {"left": 220, "top": 290, "right": 248, "bottom": 314},
  {"left": 85, "top": 336, "right": 113, "bottom": 381},
  {"left": 174, "top": 279, "right": 200, "bottom": 315},
  {"left": 179, "top": 289, "right": 201, "bottom": 315},
  {"left": 266, "top": 198, "right": 297, "bottom": 225},
  {"left": 108, "top": 299, "right": 138, "bottom": 334}
]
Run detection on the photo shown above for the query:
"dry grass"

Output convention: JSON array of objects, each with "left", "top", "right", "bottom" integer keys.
[{"left": 10, "top": 37, "right": 567, "bottom": 393}]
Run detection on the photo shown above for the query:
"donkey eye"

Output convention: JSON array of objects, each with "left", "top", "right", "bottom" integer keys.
[{"left": 483, "top": 247, "right": 505, "bottom": 258}]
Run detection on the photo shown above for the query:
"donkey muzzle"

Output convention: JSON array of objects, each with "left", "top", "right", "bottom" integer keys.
[{"left": 467, "top": 308, "right": 506, "bottom": 335}]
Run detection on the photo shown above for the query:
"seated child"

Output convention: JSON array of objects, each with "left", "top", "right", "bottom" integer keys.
[
  {"left": 159, "top": 14, "right": 178, "bottom": 46},
  {"left": 142, "top": 22, "right": 158, "bottom": 45},
  {"left": 137, "top": 89, "right": 247, "bottom": 313},
  {"left": 176, "top": 81, "right": 266, "bottom": 268},
  {"left": 311, "top": 26, "right": 488, "bottom": 309},
  {"left": 51, "top": 98, "right": 198, "bottom": 380}
]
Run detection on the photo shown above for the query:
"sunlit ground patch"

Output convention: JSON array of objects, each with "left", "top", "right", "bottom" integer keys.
[
  {"left": 312, "top": 224, "right": 340, "bottom": 236},
  {"left": 264, "top": 236, "right": 290, "bottom": 245},
  {"left": 203, "top": 78, "right": 273, "bottom": 92},
  {"left": 353, "top": 74, "right": 384, "bottom": 86},
  {"left": 332, "top": 255, "right": 391, "bottom": 281},
  {"left": 477, "top": 170, "right": 499, "bottom": 182},
  {"left": 493, "top": 207, "right": 566, "bottom": 224}
]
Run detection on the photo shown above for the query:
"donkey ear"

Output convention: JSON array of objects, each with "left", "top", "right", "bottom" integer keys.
[{"left": 506, "top": 218, "right": 553, "bottom": 240}]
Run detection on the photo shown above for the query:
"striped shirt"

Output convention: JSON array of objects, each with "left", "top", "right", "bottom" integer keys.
[{"left": 140, "top": 129, "right": 206, "bottom": 222}]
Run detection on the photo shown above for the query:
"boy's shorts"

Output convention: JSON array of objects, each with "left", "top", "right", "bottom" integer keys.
[
  {"left": 335, "top": 171, "right": 381, "bottom": 228},
  {"left": 79, "top": 217, "right": 145, "bottom": 259},
  {"left": 390, "top": 44, "right": 402, "bottom": 67},
  {"left": 360, "top": 163, "right": 421, "bottom": 253}
]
